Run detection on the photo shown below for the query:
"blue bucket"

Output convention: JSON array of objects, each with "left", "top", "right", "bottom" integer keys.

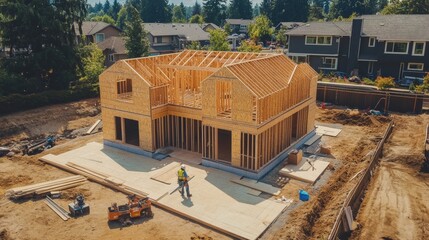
[{"left": 299, "top": 190, "right": 309, "bottom": 201}]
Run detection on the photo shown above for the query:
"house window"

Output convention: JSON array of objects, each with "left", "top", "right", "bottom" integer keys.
[
  {"left": 385, "top": 42, "right": 409, "bottom": 54},
  {"left": 108, "top": 54, "right": 115, "bottom": 62},
  {"left": 368, "top": 62, "right": 374, "bottom": 74},
  {"left": 115, "top": 117, "right": 122, "bottom": 141},
  {"left": 412, "top": 42, "right": 426, "bottom": 56},
  {"left": 156, "top": 36, "right": 163, "bottom": 43},
  {"left": 320, "top": 57, "right": 338, "bottom": 70},
  {"left": 368, "top": 37, "right": 376, "bottom": 47},
  {"left": 95, "top": 33, "right": 105, "bottom": 43},
  {"left": 306, "top": 36, "right": 332, "bottom": 45},
  {"left": 408, "top": 63, "right": 424, "bottom": 71},
  {"left": 117, "top": 78, "right": 132, "bottom": 98}
]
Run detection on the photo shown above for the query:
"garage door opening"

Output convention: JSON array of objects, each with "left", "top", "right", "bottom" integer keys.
[
  {"left": 125, "top": 118, "right": 139, "bottom": 146},
  {"left": 217, "top": 129, "right": 232, "bottom": 162}
]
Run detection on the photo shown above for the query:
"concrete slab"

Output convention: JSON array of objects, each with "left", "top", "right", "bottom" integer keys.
[
  {"left": 279, "top": 158, "right": 330, "bottom": 184},
  {"left": 42, "top": 142, "right": 289, "bottom": 240}
]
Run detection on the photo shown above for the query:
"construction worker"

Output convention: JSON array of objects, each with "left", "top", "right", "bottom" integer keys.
[{"left": 178, "top": 164, "right": 192, "bottom": 197}]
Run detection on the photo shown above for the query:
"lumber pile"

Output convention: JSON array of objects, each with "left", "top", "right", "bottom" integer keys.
[
  {"left": 44, "top": 196, "right": 70, "bottom": 221},
  {"left": 5, "top": 175, "right": 86, "bottom": 199},
  {"left": 40, "top": 156, "right": 149, "bottom": 199}
]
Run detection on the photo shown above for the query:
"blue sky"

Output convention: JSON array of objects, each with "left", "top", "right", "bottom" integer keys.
[{"left": 88, "top": 0, "right": 263, "bottom": 7}]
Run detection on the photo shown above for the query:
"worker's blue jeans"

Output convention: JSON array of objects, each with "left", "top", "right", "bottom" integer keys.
[{"left": 178, "top": 180, "right": 190, "bottom": 196}]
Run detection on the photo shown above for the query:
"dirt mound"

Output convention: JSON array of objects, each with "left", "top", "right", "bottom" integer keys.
[
  {"left": 0, "top": 175, "right": 32, "bottom": 188},
  {"left": 384, "top": 154, "right": 426, "bottom": 169},
  {"left": 318, "top": 110, "right": 391, "bottom": 126},
  {"left": 61, "top": 188, "right": 92, "bottom": 200}
]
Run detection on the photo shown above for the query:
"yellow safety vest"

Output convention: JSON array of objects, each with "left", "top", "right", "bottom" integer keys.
[{"left": 178, "top": 169, "right": 185, "bottom": 181}]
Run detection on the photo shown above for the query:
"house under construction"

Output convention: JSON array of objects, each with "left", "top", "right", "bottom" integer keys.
[{"left": 99, "top": 50, "right": 318, "bottom": 178}]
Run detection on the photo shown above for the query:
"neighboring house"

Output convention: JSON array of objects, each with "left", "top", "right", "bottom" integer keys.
[
  {"left": 97, "top": 36, "right": 128, "bottom": 67},
  {"left": 225, "top": 19, "right": 254, "bottom": 34},
  {"left": 286, "top": 15, "right": 429, "bottom": 80},
  {"left": 75, "top": 21, "right": 122, "bottom": 44},
  {"left": 99, "top": 50, "right": 318, "bottom": 179},
  {"left": 202, "top": 23, "right": 221, "bottom": 32},
  {"left": 275, "top": 22, "right": 304, "bottom": 31},
  {"left": 144, "top": 23, "right": 211, "bottom": 55}
]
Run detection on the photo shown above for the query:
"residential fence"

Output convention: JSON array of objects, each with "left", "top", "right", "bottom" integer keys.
[
  {"left": 328, "top": 121, "right": 394, "bottom": 240},
  {"left": 317, "top": 82, "right": 428, "bottom": 113}
]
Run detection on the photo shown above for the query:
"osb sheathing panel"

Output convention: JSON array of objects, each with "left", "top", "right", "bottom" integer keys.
[
  {"left": 232, "top": 76, "right": 254, "bottom": 123},
  {"left": 231, "top": 130, "right": 241, "bottom": 167},
  {"left": 99, "top": 61, "right": 151, "bottom": 116},
  {"left": 102, "top": 107, "right": 153, "bottom": 151}
]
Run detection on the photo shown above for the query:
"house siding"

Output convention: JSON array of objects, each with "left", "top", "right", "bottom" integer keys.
[{"left": 289, "top": 36, "right": 340, "bottom": 55}]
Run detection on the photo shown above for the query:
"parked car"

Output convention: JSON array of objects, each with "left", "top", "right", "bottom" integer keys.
[{"left": 397, "top": 76, "right": 424, "bottom": 87}]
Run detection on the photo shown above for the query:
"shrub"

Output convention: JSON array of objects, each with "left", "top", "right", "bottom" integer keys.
[
  {"left": 375, "top": 76, "right": 395, "bottom": 90},
  {"left": 362, "top": 78, "right": 375, "bottom": 86},
  {"left": 0, "top": 87, "right": 98, "bottom": 115}
]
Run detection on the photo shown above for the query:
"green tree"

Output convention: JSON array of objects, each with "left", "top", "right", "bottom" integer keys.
[
  {"left": 203, "top": 0, "right": 227, "bottom": 26},
  {"left": 192, "top": 1, "right": 202, "bottom": 15},
  {"left": 272, "top": 0, "right": 309, "bottom": 24},
  {"left": 116, "top": 6, "right": 128, "bottom": 30},
  {"left": 180, "top": 2, "right": 187, "bottom": 20},
  {"left": 141, "top": 0, "right": 171, "bottom": 23},
  {"left": 377, "top": 0, "right": 388, "bottom": 12},
  {"left": 415, "top": 73, "right": 429, "bottom": 93},
  {"left": 172, "top": 5, "right": 186, "bottom": 22},
  {"left": 260, "top": 0, "right": 273, "bottom": 21},
  {"left": 224, "top": 23, "right": 232, "bottom": 35},
  {"left": 276, "top": 27, "right": 287, "bottom": 46},
  {"left": 253, "top": 3, "right": 261, "bottom": 17},
  {"left": 77, "top": 43, "right": 105, "bottom": 86},
  {"left": 0, "top": 0, "right": 87, "bottom": 92},
  {"left": 124, "top": 7, "right": 150, "bottom": 58},
  {"left": 381, "top": 0, "right": 429, "bottom": 14},
  {"left": 228, "top": 0, "right": 253, "bottom": 19},
  {"left": 111, "top": 0, "right": 122, "bottom": 20},
  {"left": 309, "top": 3, "right": 325, "bottom": 21},
  {"left": 189, "top": 14, "right": 204, "bottom": 24},
  {"left": 103, "top": 0, "right": 111, "bottom": 16},
  {"left": 209, "top": 29, "right": 230, "bottom": 51},
  {"left": 187, "top": 41, "right": 202, "bottom": 50},
  {"left": 329, "top": 0, "right": 378, "bottom": 18},
  {"left": 237, "top": 40, "right": 262, "bottom": 52},
  {"left": 91, "top": 14, "right": 116, "bottom": 25},
  {"left": 248, "top": 15, "right": 273, "bottom": 43}
]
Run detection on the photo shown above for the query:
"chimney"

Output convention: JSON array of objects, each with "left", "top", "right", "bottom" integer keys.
[{"left": 347, "top": 18, "right": 363, "bottom": 74}]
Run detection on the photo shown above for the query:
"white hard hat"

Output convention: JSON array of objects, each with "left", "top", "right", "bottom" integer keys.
[{"left": 181, "top": 164, "right": 186, "bottom": 169}]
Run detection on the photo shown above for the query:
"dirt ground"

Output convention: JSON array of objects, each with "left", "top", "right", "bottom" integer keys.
[
  {"left": 351, "top": 114, "right": 429, "bottom": 240},
  {"left": 0, "top": 100, "right": 227, "bottom": 240},
  {"left": 1, "top": 100, "right": 427, "bottom": 240}
]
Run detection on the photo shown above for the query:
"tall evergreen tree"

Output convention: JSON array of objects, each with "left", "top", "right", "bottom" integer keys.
[
  {"left": 228, "top": 0, "right": 253, "bottom": 19},
  {"left": 94, "top": 2, "right": 103, "bottom": 12},
  {"left": 272, "top": 0, "right": 309, "bottom": 24},
  {"left": 253, "top": 3, "right": 261, "bottom": 17},
  {"left": 172, "top": 5, "right": 186, "bottom": 22},
  {"left": 116, "top": 6, "right": 129, "bottom": 30},
  {"left": 260, "top": 0, "right": 273, "bottom": 21},
  {"left": 192, "top": 1, "right": 202, "bottom": 15},
  {"left": 329, "top": 0, "right": 378, "bottom": 18},
  {"left": 141, "top": 0, "right": 171, "bottom": 23},
  {"left": 0, "top": 0, "right": 87, "bottom": 91},
  {"left": 179, "top": 2, "right": 187, "bottom": 20},
  {"left": 124, "top": 7, "right": 149, "bottom": 58},
  {"left": 103, "top": 0, "right": 111, "bottom": 15},
  {"left": 203, "top": 0, "right": 226, "bottom": 26},
  {"left": 111, "top": 0, "right": 121, "bottom": 20},
  {"left": 377, "top": 0, "right": 388, "bottom": 12}
]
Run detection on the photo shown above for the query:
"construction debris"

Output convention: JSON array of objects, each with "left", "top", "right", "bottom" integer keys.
[
  {"left": 44, "top": 196, "right": 70, "bottom": 221},
  {"left": 85, "top": 119, "right": 102, "bottom": 135},
  {"left": 5, "top": 175, "right": 86, "bottom": 199}
]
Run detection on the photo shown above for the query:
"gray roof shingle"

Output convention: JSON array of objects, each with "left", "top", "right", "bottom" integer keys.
[
  {"left": 225, "top": 19, "right": 254, "bottom": 26},
  {"left": 75, "top": 21, "right": 114, "bottom": 36},
  {"left": 286, "top": 21, "right": 351, "bottom": 36},
  {"left": 144, "top": 23, "right": 210, "bottom": 41},
  {"left": 360, "top": 14, "right": 429, "bottom": 41},
  {"left": 97, "top": 36, "right": 127, "bottom": 54},
  {"left": 286, "top": 15, "right": 429, "bottom": 41}
]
